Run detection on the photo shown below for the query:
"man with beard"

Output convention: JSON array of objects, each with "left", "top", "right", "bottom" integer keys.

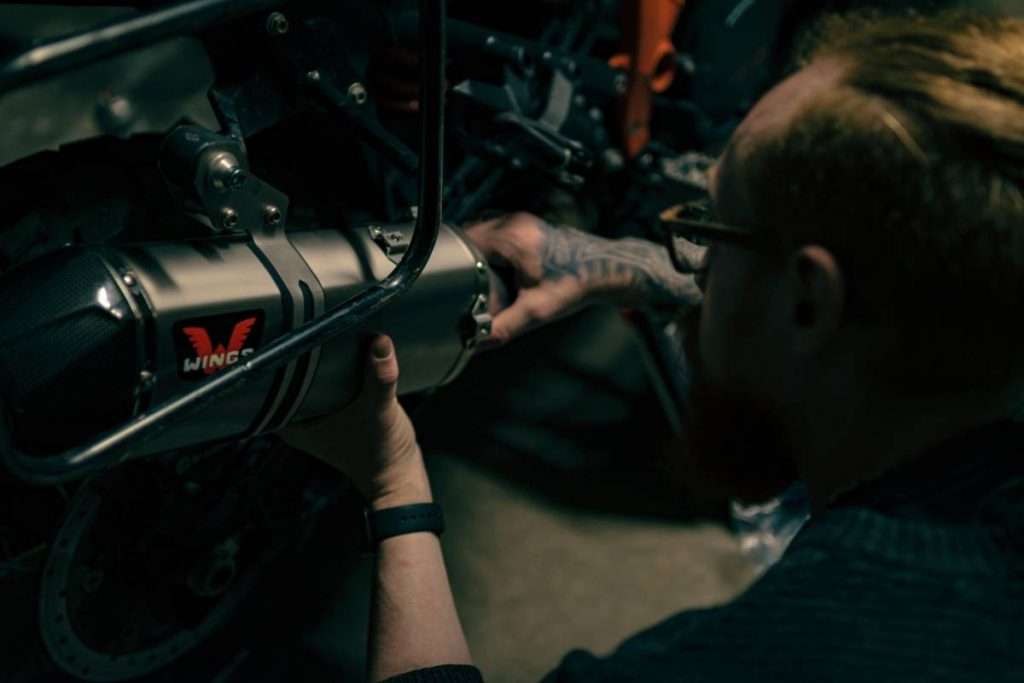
[{"left": 284, "top": 10, "right": 1024, "bottom": 683}]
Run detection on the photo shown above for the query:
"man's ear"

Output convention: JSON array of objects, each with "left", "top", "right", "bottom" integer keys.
[{"left": 787, "top": 245, "right": 845, "bottom": 353}]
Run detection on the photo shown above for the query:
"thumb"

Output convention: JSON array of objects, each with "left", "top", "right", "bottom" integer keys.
[{"left": 364, "top": 335, "right": 400, "bottom": 410}]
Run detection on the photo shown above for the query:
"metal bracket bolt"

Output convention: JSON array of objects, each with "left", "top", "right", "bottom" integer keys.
[
  {"left": 263, "top": 205, "right": 282, "bottom": 226},
  {"left": 206, "top": 152, "right": 246, "bottom": 192},
  {"left": 265, "top": 12, "right": 289, "bottom": 35},
  {"left": 348, "top": 82, "right": 368, "bottom": 105},
  {"left": 221, "top": 208, "right": 240, "bottom": 230}
]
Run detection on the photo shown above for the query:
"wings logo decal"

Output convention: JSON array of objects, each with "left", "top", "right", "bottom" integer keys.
[{"left": 174, "top": 312, "right": 264, "bottom": 379}]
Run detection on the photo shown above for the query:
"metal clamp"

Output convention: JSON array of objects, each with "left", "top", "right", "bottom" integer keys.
[{"left": 369, "top": 224, "right": 413, "bottom": 264}]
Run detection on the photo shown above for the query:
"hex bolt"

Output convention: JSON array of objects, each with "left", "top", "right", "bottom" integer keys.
[
  {"left": 221, "top": 208, "right": 240, "bottom": 230},
  {"left": 207, "top": 152, "right": 246, "bottom": 192},
  {"left": 263, "top": 205, "right": 282, "bottom": 226},
  {"left": 265, "top": 12, "right": 289, "bottom": 35},
  {"left": 348, "top": 82, "right": 368, "bottom": 105}
]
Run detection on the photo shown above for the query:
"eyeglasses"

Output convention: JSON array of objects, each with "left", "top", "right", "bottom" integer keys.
[{"left": 658, "top": 199, "right": 766, "bottom": 274}]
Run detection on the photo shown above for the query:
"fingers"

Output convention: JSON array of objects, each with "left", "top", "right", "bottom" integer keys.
[
  {"left": 669, "top": 234, "right": 709, "bottom": 274},
  {"left": 364, "top": 335, "right": 400, "bottom": 410},
  {"left": 486, "top": 288, "right": 564, "bottom": 347}
]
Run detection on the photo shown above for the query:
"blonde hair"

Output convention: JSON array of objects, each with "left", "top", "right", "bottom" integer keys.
[{"left": 745, "top": 11, "right": 1024, "bottom": 390}]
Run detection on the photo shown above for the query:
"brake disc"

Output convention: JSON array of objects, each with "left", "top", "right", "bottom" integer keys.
[{"left": 38, "top": 474, "right": 260, "bottom": 682}]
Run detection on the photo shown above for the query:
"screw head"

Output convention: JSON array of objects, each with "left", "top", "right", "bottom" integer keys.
[
  {"left": 266, "top": 12, "right": 289, "bottom": 35},
  {"left": 221, "top": 208, "right": 240, "bottom": 230},
  {"left": 348, "top": 82, "right": 368, "bottom": 105},
  {"left": 475, "top": 261, "right": 487, "bottom": 274},
  {"left": 139, "top": 370, "right": 155, "bottom": 389},
  {"left": 306, "top": 69, "right": 321, "bottom": 83},
  {"left": 121, "top": 272, "right": 136, "bottom": 287},
  {"left": 263, "top": 205, "right": 282, "bottom": 226},
  {"left": 481, "top": 323, "right": 492, "bottom": 337}
]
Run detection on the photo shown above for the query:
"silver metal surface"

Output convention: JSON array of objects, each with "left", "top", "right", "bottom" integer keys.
[
  {"left": 291, "top": 222, "right": 489, "bottom": 417},
  {"left": 115, "top": 236, "right": 284, "bottom": 453},
  {"left": 103, "top": 220, "right": 486, "bottom": 454}
]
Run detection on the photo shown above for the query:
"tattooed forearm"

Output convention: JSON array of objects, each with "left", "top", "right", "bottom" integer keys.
[{"left": 538, "top": 221, "right": 701, "bottom": 309}]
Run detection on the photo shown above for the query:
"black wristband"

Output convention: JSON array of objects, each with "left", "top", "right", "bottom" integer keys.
[{"left": 364, "top": 502, "right": 445, "bottom": 546}]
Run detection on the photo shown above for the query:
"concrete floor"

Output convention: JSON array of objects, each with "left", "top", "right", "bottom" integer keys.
[{"left": 434, "top": 452, "right": 757, "bottom": 682}]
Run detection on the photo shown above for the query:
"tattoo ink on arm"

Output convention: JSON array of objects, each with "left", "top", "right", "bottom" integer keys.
[{"left": 537, "top": 221, "right": 701, "bottom": 309}]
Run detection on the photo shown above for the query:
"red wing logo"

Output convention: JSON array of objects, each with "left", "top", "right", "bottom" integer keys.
[{"left": 178, "top": 315, "right": 260, "bottom": 377}]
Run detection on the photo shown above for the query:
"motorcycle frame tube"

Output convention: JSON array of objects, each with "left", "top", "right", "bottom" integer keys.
[
  {"left": 0, "top": 0, "right": 282, "bottom": 93},
  {"left": 0, "top": 0, "right": 447, "bottom": 484}
]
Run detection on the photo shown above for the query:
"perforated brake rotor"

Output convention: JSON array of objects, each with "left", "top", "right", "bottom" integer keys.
[{"left": 38, "top": 475, "right": 260, "bottom": 682}]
